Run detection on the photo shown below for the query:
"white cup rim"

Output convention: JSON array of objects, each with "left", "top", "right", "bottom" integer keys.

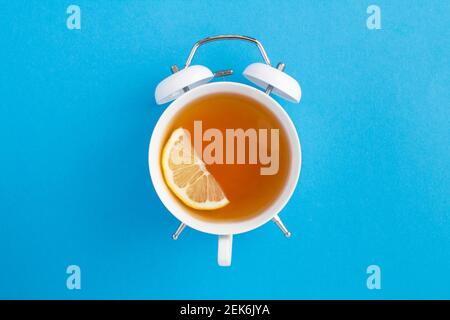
[{"left": 148, "top": 82, "right": 301, "bottom": 235}]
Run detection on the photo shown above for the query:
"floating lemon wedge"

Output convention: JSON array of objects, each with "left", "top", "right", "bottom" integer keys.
[{"left": 161, "top": 128, "right": 229, "bottom": 210}]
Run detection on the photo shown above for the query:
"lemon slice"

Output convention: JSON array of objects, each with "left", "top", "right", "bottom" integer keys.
[{"left": 161, "top": 128, "right": 229, "bottom": 210}]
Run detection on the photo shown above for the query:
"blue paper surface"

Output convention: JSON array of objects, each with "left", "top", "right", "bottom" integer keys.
[{"left": 0, "top": 0, "right": 449, "bottom": 299}]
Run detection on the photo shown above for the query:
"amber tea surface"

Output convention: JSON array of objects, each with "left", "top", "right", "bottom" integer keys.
[{"left": 162, "top": 93, "right": 291, "bottom": 222}]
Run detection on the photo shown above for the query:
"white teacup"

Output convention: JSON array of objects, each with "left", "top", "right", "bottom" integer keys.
[{"left": 148, "top": 82, "right": 301, "bottom": 266}]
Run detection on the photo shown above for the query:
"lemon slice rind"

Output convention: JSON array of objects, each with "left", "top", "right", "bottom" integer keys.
[{"left": 162, "top": 128, "right": 229, "bottom": 210}]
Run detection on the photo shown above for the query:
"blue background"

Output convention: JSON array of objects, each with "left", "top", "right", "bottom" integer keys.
[{"left": 0, "top": 1, "right": 449, "bottom": 299}]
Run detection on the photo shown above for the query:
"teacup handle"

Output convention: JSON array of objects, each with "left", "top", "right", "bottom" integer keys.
[{"left": 218, "top": 234, "right": 233, "bottom": 266}]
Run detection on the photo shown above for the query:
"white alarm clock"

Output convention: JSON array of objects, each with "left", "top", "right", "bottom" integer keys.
[{"left": 149, "top": 35, "right": 302, "bottom": 266}]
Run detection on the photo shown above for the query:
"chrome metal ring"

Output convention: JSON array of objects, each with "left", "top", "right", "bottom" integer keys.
[{"left": 184, "top": 34, "right": 272, "bottom": 68}]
